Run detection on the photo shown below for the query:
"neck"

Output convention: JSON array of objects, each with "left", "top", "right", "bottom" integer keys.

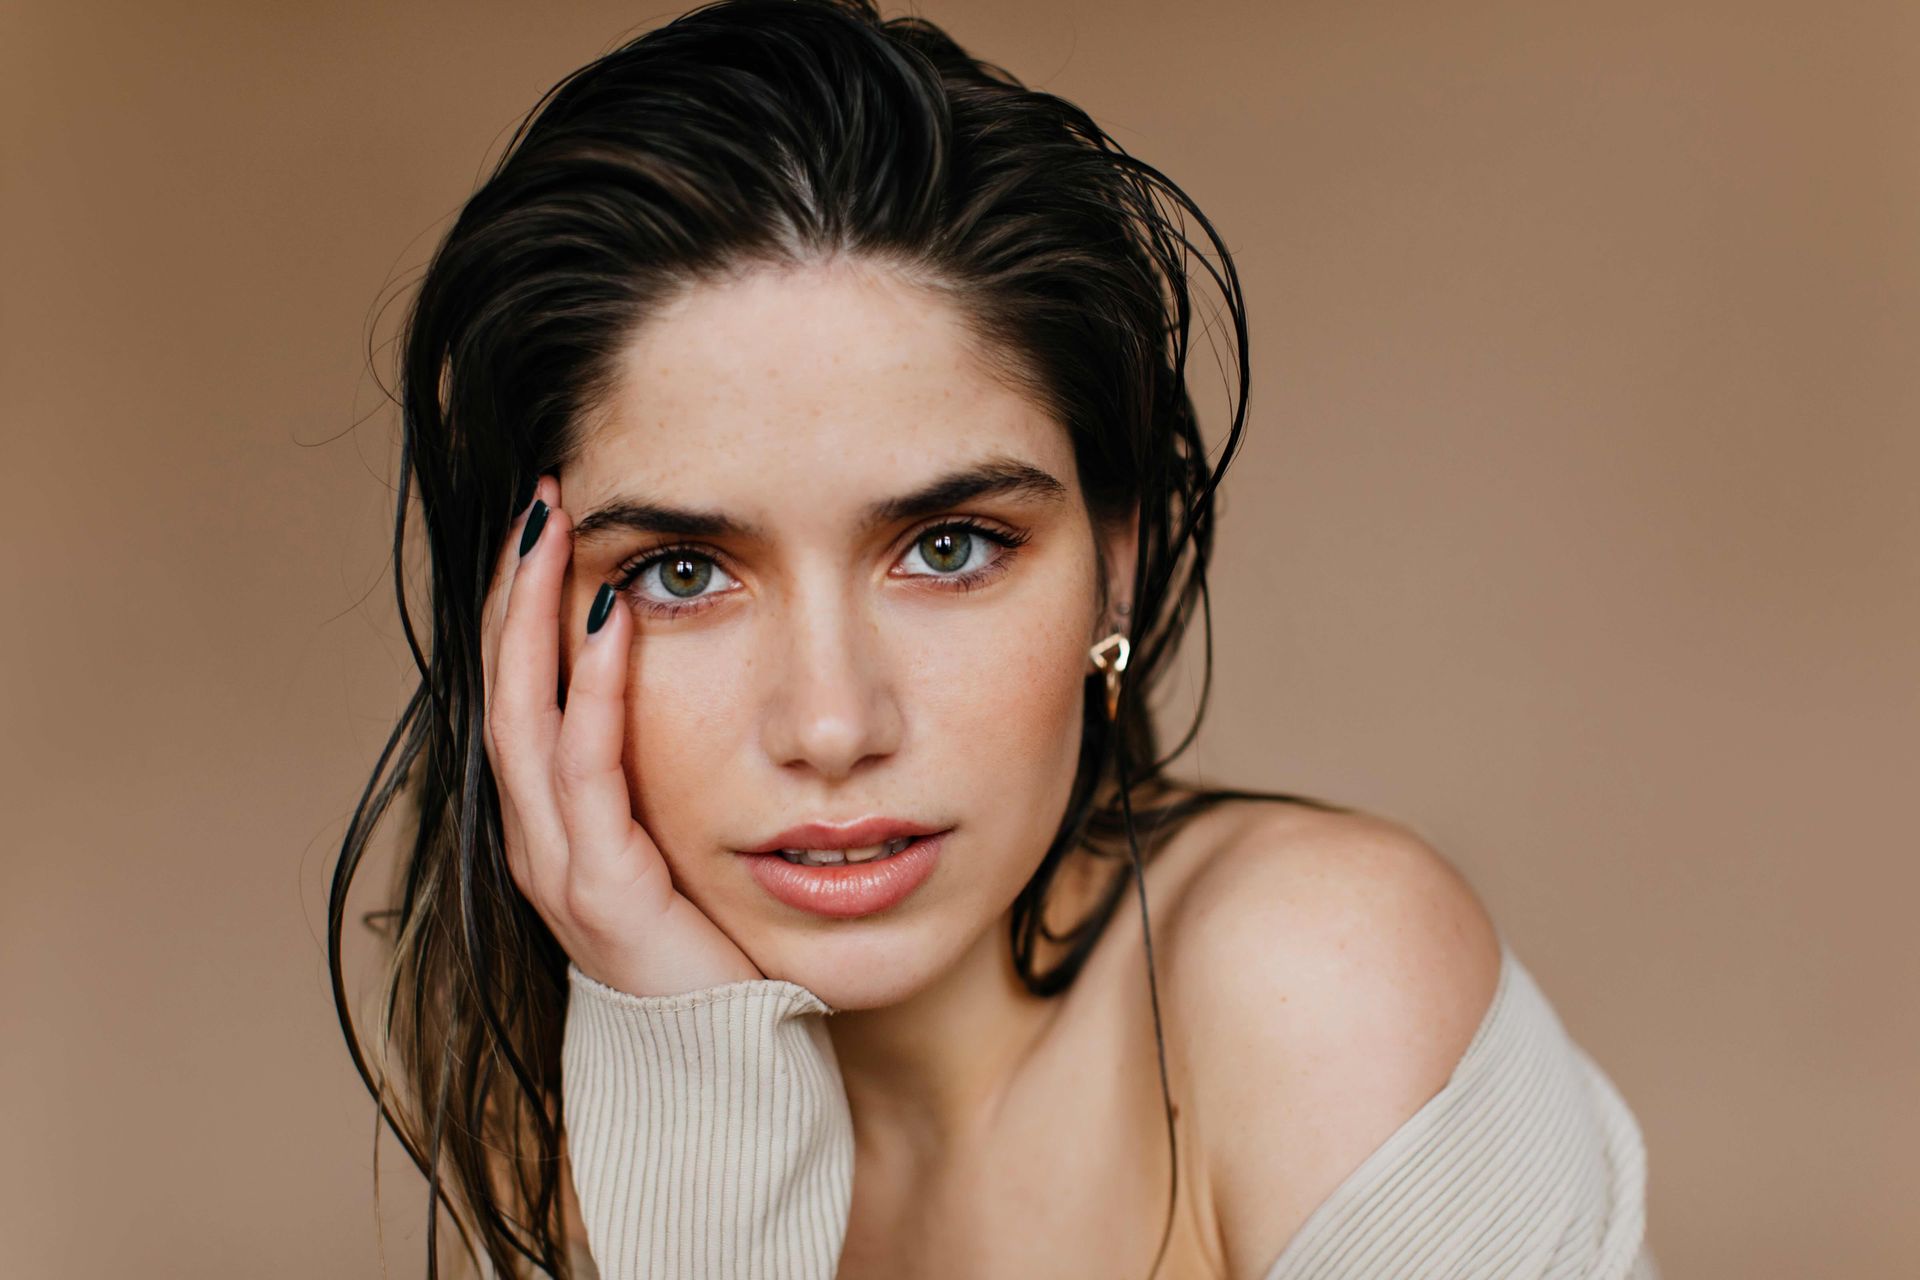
[
  {"left": 824, "top": 780, "right": 1185, "bottom": 1157},
  {"left": 824, "top": 903, "right": 1062, "bottom": 1158}
]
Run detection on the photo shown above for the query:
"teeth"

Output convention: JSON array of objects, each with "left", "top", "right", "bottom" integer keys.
[{"left": 778, "top": 836, "right": 916, "bottom": 866}]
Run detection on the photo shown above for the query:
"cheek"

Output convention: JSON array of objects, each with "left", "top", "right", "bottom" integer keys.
[
  {"left": 911, "top": 600, "right": 1089, "bottom": 786},
  {"left": 615, "top": 631, "right": 755, "bottom": 854}
]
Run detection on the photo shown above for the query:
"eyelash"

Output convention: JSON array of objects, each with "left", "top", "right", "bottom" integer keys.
[{"left": 609, "top": 518, "right": 1034, "bottom": 620}]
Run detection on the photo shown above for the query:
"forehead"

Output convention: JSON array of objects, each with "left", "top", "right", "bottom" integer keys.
[{"left": 564, "top": 258, "right": 1075, "bottom": 511}]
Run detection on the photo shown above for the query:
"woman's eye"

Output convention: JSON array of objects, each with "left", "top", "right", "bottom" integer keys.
[
  {"left": 626, "top": 552, "right": 738, "bottom": 605},
  {"left": 902, "top": 526, "right": 987, "bottom": 577}
]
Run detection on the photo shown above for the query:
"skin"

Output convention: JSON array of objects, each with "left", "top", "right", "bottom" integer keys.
[{"left": 480, "top": 254, "right": 1505, "bottom": 1277}]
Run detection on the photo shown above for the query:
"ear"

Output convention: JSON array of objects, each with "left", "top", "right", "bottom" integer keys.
[{"left": 1092, "top": 503, "right": 1140, "bottom": 634}]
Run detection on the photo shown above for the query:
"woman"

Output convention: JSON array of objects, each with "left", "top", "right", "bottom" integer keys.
[{"left": 330, "top": 1, "right": 1659, "bottom": 1276}]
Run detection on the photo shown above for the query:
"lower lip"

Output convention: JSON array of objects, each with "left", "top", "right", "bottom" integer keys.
[{"left": 740, "top": 831, "right": 947, "bottom": 919}]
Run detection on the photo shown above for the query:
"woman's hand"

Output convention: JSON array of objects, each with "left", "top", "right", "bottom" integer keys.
[{"left": 480, "top": 474, "right": 763, "bottom": 998}]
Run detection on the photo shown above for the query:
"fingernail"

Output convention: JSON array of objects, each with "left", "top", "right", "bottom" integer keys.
[
  {"left": 513, "top": 473, "right": 537, "bottom": 515},
  {"left": 586, "top": 583, "right": 617, "bottom": 635},
  {"left": 518, "top": 499, "right": 549, "bottom": 558}
]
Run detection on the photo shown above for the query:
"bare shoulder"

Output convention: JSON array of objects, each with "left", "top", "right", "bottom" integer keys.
[{"left": 1160, "top": 802, "right": 1504, "bottom": 1279}]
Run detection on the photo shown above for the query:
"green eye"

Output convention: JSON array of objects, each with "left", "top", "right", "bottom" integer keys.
[
  {"left": 916, "top": 528, "right": 973, "bottom": 574},
  {"left": 657, "top": 555, "right": 712, "bottom": 598},
  {"left": 611, "top": 544, "right": 742, "bottom": 617}
]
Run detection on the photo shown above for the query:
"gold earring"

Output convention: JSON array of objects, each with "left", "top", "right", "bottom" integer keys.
[{"left": 1089, "top": 631, "right": 1130, "bottom": 721}]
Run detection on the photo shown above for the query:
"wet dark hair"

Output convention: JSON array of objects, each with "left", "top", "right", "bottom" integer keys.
[{"left": 328, "top": 1, "right": 1346, "bottom": 1275}]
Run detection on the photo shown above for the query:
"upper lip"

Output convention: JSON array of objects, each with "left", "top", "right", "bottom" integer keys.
[{"left": 740, "top": 817, "right": 947, "bottom": 854}]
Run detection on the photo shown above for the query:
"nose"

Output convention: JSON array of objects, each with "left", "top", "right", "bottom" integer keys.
[{"left": 758, "top": 587, "right": 905, "bottom": 781}]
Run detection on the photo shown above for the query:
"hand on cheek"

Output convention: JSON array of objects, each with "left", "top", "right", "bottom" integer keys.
[{"left": 477, "top": 474, "right": 763, "bottom": 998}]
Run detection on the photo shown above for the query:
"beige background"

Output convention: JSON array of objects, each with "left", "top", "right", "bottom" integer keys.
[{"left": 3, "top": 0, "right": 1914, "bottom": 1275}]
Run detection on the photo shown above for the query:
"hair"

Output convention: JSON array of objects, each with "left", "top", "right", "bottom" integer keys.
[{"left": 328, "top": 1, "right": 1348, "bottom": 1275}]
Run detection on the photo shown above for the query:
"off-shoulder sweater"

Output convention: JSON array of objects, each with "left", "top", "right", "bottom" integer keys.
[{"left": 560, "top": 933, "right": 1660, "bottom": 1279}]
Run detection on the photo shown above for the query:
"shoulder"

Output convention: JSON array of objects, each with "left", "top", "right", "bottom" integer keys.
[{"left": 1160, "top": 802, "right": 1505, "bottom": 1278}]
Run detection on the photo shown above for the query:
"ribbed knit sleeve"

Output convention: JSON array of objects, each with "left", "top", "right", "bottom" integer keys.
[
  {"left": 560, "top": 964, "right": 854, "bottom": 1280},
  {"left": 1260, "top": 938, "right": 1661, "bottom": 1280}
]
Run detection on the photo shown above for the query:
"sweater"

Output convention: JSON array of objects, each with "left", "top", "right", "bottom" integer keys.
[{"left": 560, "top": 933, "right": 1660, "bottom": 1279}]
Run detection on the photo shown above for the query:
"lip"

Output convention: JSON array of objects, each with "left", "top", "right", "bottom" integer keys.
[
  {"left": 739, "top": 816, "right": 947, "bottom": 854},
  {"left": 739, "top": 830, "right": 947, "bottom": 919}
]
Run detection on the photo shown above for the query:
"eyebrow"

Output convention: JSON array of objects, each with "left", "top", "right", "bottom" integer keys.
[{"left": 570, "top": 455, "right": 1070, "bottom": 546}]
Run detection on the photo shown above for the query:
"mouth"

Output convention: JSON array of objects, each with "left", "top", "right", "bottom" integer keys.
[
  {"left": 737, "top": 829, "right": 950, "bottom": 919},
  {"left": 770, "top": 835, "right": 917, "bottom": 867},
  {"left": 738, "top": 815, "right": 947, "bottom": 859}
]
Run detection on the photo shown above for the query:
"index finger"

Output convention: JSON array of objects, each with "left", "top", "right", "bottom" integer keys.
[
  {"left": 489, "top": 478, "right": 575, "bottom": 796},
  {"left": 482, "top": 473, "right": 551, "bottom": 750}
]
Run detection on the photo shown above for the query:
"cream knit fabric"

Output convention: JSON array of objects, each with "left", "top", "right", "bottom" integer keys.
[
  {"left": 561, "top": 974, "right": 852, "bottom": 1279},
  {"left": 561, "top": 935, "right": 1658, "bottom": 1279}
]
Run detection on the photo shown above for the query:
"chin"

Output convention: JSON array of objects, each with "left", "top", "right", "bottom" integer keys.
[{"left": 740, "top": 917, "right": 969, "bottom": 1012}]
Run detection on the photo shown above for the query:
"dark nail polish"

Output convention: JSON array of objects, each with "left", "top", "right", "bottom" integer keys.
[
  {"left": 518, "top": 499, "right": 549, "bottom": 557},
  {"left": 586, "top": 582, "right": 617, "bottom": 635},
  {"left": 512, "top": 473, "right": 537, "bottom": 515}
]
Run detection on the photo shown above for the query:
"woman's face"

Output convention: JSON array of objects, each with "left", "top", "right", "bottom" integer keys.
[{"left": 555, "top": 257, "right": 1131, "bottom": 1011}]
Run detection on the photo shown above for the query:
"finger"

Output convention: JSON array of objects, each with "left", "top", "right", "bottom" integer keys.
[
  {"left": 551, "top": 580, "right": 657, "bottom": 894},
  {"left": 492, "top": 481, "right": 567, "bottom": 763},
  {"left": 481, "top": 475, "right": 547, "bottom": 900},
  {"left": 481, "top": 474, "right": 548, "bottom": 757},
  {"left": 489, "top": 478, "right": 573, "bottom": 906}
]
